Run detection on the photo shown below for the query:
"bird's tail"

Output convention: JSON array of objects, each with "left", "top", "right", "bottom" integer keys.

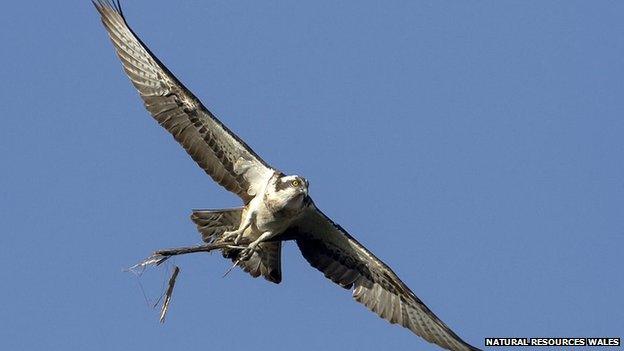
[
  {"left": 190, "top": 208, "right": 282, "bottom": 283},
  {"left": 191, "top": 208, "right": 244, "bottom": 243}
]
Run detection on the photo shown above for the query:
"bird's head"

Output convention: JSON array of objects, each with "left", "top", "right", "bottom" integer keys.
[
  {"left": 275, "top": 174, "right": 309, "bottom": 197},
  {"left": 266, "top": 173, "right": 309, "bottom": 211}
]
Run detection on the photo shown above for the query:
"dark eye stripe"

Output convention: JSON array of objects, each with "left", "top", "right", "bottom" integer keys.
[{"left": 275, "top": 177, "right": 293, "bottom": 191}]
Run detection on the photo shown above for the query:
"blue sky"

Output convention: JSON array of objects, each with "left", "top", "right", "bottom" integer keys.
[{"left": 1, "top": 1, "right": 622, "bottom": 350}]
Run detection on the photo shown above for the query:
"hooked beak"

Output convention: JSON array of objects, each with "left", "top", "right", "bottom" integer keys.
[{"left": 300, "top": 185, "right": 308, "bottom": 197}]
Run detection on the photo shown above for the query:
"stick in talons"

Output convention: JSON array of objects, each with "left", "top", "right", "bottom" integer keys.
[{"left": 131, "top": 240, "right": 251, "bottom": 271}]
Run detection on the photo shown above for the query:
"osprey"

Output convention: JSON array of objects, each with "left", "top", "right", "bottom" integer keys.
[{"left": 94, "top": 2, "right": 481, "bottom": 351}]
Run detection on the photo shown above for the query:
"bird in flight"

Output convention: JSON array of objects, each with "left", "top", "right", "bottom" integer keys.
[{"left": 94, "top": 1, "right": 481, "bottom": 350}]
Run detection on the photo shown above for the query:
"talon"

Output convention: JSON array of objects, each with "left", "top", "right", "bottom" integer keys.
[
  {"left": 234, "top": 233, "right": 244, "bottom": 245},
  {"left": 222, "top": 230, "right": 240, "bottom": 242},
  {"left": 222, "top": 229, "right": 246, "bottom": 245},
  {"left": 239, "top": 242, "right": 258, "bottom": 261},
  {"left": 222, "top": 230, "right": 234, "bottom": 240},
  {"left": 239, "top": 248, "right": 253, "bottom": 261}
]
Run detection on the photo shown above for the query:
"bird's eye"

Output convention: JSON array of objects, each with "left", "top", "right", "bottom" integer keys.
[{"left": 291, "top": 180, "right": 300, "bottom": 187}]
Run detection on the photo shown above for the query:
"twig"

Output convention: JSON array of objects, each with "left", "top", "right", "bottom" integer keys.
[
  {"left": 153, "top": 242, "right": 234, "bottom": 257},
  {"left": 128, "top": 241, "right": 247, "bottom": 272},
  {"left": 125, "top": 240, "right": 251, "bottom": 323},
  {"left": 222, "top": 257, "right": 242, "bottom": 278},
  {"left": 159, "top": 266, "right": 180, "bottom": 324}
]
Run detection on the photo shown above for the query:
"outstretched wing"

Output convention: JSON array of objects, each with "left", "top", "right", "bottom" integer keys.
[
  {"left": 94, "top": 1, "right": 274, "bottom": 203},
  {"left": 290, "top": 204, "right": 480, "bottom": 351}
]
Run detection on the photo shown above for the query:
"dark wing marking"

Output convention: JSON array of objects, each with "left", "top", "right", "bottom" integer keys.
[
  {"left": 191, "top": 209, "right": 282, "bottom": 283},
  {"left": 290, "top": 204, "right": 481, "bottom": 351},
  {"left": 94, "top": 1, "right": 274, "bottom": 203}
]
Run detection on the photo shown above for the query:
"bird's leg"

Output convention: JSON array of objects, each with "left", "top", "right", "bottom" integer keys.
[
  {"left": 223, "top": 231, "right": 273, "bottom": 278},
  {"left": 238, "top": 231, "right": 274, "bottom": 261},
  {"left": 222, "top": 211, "right": 254, "bottom": 244}
]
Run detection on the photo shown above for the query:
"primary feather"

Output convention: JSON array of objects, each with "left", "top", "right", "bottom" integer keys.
[{"left": 94, "top": 2, "right": 481, "bottom": 350}]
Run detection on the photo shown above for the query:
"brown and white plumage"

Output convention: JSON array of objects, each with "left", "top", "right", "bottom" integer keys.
[
  {"left": 94, "top": 2, "right": 480, "bottom": 350},
  {"left": 94, "top": 0, "right": 274, "bottom": 203},
  {"left": 191, "top": 208, "right": 282, "bottom": 283},
  {"left": 288, "top": 204, "right": 480, "bottom": 351}
]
